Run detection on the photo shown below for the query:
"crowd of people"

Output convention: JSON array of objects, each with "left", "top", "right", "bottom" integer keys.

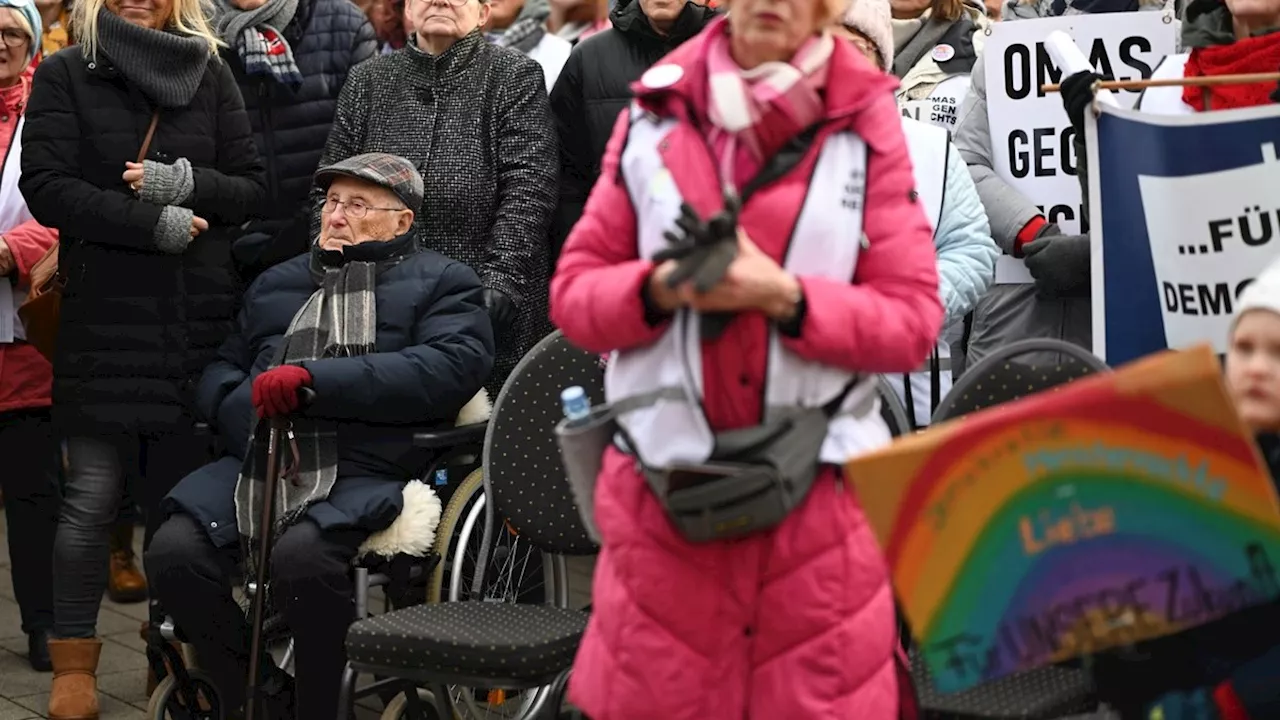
[{"left": 0, "top": 0, "right": 1277, "bottom": 716}]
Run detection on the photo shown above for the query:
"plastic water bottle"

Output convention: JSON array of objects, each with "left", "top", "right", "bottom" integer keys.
[{"left": 561, "top": 386, "right": 590, "bottom": 423}]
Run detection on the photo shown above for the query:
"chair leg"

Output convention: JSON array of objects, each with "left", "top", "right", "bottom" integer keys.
[
  {"left": 538, "top": 669, "right": 572, "bottom": 720},
  {"left": 336, "top": 663, "right": 358, "bottom": 719},
  {"left": 431, "top": 684, "right": 453, "bottom": 720}
]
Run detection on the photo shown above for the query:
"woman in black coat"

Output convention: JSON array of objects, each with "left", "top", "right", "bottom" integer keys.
[
  {"left": 318, "top": 0, "right": 558, "bottom": 398},
  {"left": 18, "top": 0, "right": 265, "bottom": 711}
]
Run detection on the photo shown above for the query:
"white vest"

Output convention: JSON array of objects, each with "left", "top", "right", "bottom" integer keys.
[
  {"left": 1137, "top": 54, "right": 1195, "bottom": 116},
  {"left": 0, "top": 117, "right": 31, "bottom": 344},
  {"left": 899, "top": 75, "right": 972, "bottom": 132},
  {"left": 605, "top": 103, "right": 889, "bottom": 469},
  {"left": 882, "top": 117, "right": 952, "bottom": 428}
]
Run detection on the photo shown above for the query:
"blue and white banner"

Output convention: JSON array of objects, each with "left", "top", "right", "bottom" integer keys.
[{"left": 1087, "top": 102, "right": 1280, "bottom": 366}]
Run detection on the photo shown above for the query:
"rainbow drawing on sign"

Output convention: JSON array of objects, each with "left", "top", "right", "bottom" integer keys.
[{"left": 847, "top": 348, "right": 1280, "bottom": 693}]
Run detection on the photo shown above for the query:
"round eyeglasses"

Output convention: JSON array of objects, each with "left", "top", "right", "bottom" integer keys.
[
  {"left": 0, "top": 29, "right": 29, "bottom": 48},
  {"left": 321, "top": 197, "right": 404, "bottom": 219}
]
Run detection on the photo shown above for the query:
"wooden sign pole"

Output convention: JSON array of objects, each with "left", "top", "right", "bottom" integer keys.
[{"left": 1042, "top": 72, "right": 1280, "bottom": 94}]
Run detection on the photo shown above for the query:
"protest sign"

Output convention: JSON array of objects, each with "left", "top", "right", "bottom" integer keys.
[
  {"left": 846, "top": 346, "right": 1280, "bottom": 693},
  {"left": 901, "top": 75, "right": 971, "bottom": 131},
  {"left": 985, "top": 14, "right": 1176, "bottom": 283},
  {"left": 1087, "top": 102, "right": 1280, "bottom": 365}
]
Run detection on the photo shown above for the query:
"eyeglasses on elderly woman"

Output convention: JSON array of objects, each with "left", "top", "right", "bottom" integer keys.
[
  {"left": 0, "top": 27, "right": 29, "bottom": 47},
  {"left": 410, "top": 0, "right": 488, "bottom": 7}
]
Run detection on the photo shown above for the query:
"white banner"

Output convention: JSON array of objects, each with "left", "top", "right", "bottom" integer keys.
[{"left": 985, "top": 13, "right": 1177, "bottom": 282}]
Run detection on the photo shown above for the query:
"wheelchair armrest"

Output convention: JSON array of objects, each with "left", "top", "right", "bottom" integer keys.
[
  {"left": 193, "top": 422, "right": 213, "bottom": 436},
  {"left": 412, "top": 421, "right": 487, "bottom": 450}
]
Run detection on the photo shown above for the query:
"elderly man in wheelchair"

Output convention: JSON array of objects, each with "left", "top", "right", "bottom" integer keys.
[{"left": 144, "top": 153, "right": 496, "bottom": 720}]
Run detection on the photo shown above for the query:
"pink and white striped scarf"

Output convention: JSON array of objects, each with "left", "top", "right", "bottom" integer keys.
[{"left": 704, "top": 28, "right": 834, "bottom": 185}]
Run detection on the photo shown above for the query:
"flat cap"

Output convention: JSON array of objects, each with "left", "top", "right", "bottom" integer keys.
[{"left": 315, "top": 152, "right": 424, "bottom": 211}]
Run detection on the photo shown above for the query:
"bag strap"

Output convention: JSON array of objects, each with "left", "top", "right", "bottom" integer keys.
[{"left": 137, "top": 111, "right": 160, "bottom": 164}]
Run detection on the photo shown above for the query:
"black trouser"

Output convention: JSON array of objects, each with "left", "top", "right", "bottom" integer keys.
[
  {"left": 147, "top": 512, "right": 368, "bottom": 720},
  {"left": 0, "top": 408, "right": 60, "bottom": 636},
  {"left": 55, "top": 432, "right": 208, "bottom": 638}
]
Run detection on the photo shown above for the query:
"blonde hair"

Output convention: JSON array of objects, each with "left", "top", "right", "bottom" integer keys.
[{"left": 71, "top": 0, "right": 222, "bottom": 59}]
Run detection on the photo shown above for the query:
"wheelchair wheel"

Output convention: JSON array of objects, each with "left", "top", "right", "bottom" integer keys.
[
  {"left": 145, "top": 670, "right": 223, "bottom": 720},
  {"left": 427, "top": 467, "right": 485, "bottom": 603},
  {"left": 380, "top": 688, "right": 445, "bottom": 720}
]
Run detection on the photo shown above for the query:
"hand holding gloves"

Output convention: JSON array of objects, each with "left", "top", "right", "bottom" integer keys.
[
  {"left": 1059, "top": 70, "right": 1103, "bottom": 134},
  {"left": 652, "top": 193, "right": 742, "bottom": 340},
  {"left": 252, "top": 365, "right": 313, "bottom": 418},
  {"left": 1022, "top": 224, "right": 1091, "bottom": 300}
]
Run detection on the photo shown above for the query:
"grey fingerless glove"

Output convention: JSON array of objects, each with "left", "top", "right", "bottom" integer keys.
[
  {"left": 154, "top": 205, "right": 194, "bottom": 254},
  {"left": 139, "top": 158, "right": 194, "bottom": 206}
]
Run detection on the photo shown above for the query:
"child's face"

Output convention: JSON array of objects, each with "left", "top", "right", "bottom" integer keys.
[{"left": 1227, "top": 310, "right": 1280, "bottom": 432}]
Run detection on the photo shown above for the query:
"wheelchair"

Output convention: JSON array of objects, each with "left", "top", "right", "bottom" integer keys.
[{"left": 143, "top": 407, "right": 491, "bottom": 720}]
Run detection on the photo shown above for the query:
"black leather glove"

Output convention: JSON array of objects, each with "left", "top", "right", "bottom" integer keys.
[
  {"left": 653, "top": 195, "right": 742, "bottom": 340},
  {"left": 1023, "top": 225, "right": 1091, "bottom": 299},
  {"left": 1060, "top": 70, "right": 1103, "bottom": 134},
  {"left": 482, "top": 288, "right": 515, "bottom": 336}
]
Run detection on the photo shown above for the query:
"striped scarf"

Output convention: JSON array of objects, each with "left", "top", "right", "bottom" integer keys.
[
  {"left": 704, "top": 27, "right": 832, "bottom": 185},
  {"left": 234, "top": 259, "right": 377, "bottom": 551}
]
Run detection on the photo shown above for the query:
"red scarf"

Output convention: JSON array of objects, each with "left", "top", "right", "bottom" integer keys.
[{"left": 1182, "top": 31, "right": 1280, "bottom": 112}]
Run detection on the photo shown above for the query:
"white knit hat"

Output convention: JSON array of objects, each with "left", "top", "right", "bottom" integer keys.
[
  {"left": 841, "top": 0, "right": 893, "bottom": 71},
  {"left": 1234, "top": 256, "right": 1280, "bottom": 329}
]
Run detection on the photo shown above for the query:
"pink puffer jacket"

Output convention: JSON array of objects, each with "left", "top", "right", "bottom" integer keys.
[{"left": 549, "top": 23, "right": 942, "bottom": 720}]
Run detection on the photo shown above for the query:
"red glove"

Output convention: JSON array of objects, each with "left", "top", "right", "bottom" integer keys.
[{"left": 251, "top": 365, "right": 312, "bottom": 418}]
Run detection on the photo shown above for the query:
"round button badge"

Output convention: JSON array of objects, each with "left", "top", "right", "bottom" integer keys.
[
  {"left": 931, "top": 44, "right": 956, "bottom": 63},
  {"left": 641, "top": 64, "right": 684, "bottom": 90}
]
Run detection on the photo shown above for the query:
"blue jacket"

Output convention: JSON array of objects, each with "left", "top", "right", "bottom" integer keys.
[
  {"left": 165, "top": 234, "right": 495, "bottom": 547},
  {"left": 936, "top": 142, "right": 998, "bottom": 325}
]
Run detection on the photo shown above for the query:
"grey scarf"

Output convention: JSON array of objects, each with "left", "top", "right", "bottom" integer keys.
[
  {"left": 95, "top": 7, "right": 209, "bottom": 108},
  {"left": 215, "top": 0, "right": 302, "bottom": 87},
  {"left": 493, "top": 0, "right": 549, "bottom": 53},
  {"left": 234, "top": 258, "right": 377, "bottom": 552}
]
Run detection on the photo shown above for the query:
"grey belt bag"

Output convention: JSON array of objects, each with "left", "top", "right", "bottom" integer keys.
[{"left": 556, "top": 378, "right": 868, "bottom": 544}]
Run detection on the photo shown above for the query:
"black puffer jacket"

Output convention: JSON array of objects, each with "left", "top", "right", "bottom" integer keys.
[
  {"left": 20, "top": 49, "right": 266, "bottom": 436},
  {"left": 168, "top": 234, "right": 495, "bottom": 547},
  {"left": 548, "top": 0, "right": 718, "bottom": 255},
  {"left": 226, "top": 0, "right": 376, "bottom": 279}
]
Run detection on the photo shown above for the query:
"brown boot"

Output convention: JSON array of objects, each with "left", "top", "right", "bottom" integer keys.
[
  {"left": 107, "top": 523, "right": 147, "bottom": 604},
  {"left": 47, "top": 638, "right": 101, "bottom": 720}
]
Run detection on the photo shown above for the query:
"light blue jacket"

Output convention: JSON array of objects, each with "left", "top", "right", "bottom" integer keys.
[{"left": 935, "top": 142, "right": 998, "bottom": 326}]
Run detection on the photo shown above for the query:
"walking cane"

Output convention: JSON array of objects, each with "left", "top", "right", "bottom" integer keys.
[{"left": 244, "top": 387, "right": 315, "bottom": 720}]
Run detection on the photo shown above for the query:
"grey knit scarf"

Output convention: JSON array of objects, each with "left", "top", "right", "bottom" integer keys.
[
  {"left": 95, "top": 7, "right": 209, "bottom": 108},
  {"left": 234, "top": 258, "right": 377, "bottom": 553},
  {"left": 214, "top": 0, "right": 303, "bottom": 87},
  {"left": 492, "top": 0, "right": 549, "bottom": 53}
]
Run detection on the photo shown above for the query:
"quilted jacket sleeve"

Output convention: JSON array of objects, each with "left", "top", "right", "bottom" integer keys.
[
  {"left": 551, "top": 110, "right": 670, "bottom": 354},
  {"left": 188, "top": 60, "right": 268, "bottom": 226},
  {"left": 302, "top": 260, "right": 495, "bottom": 424},
  {"left": 935, "top": 142, "right": 997, "bottom": 324},
  {"left": 953, "top": 52, "right": 1042, "bottom": 254},
  {"left": 20, "top": 55, "right": 165, "bottom": 249},
  {"left": 549, "top": 47, "right": 589, "bottom": 259}
]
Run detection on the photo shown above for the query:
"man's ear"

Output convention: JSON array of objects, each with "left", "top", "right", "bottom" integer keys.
[{"left": 394, "top": 209, "right": 415, "bottom": 236}]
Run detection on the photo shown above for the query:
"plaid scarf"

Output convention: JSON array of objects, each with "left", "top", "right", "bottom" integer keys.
[
  {"left": 491, "top": 8, "right": 549, "bottom": 53},
  {"left": 234, "top": 259, "right": 377, "bottom": 553},
  {"left": 216, "top": 0, "right": 303, "bottom": 89},
  {"left": 239, "top": 26, "right": 303, "bottom": 89},
  {"left": 704, "top": 27, "right": 832, "bottom": 185}
]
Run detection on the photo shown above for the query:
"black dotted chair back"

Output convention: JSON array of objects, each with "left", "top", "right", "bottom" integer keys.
[
  {"left": 483, "top": 331, "right": 601, "bottom": 556},
  {"left": 877, "top": 375, "right": 912, "bottom": 438},
  {"left": 932, "top": 339, "right": 1109, "bottom": 423}
]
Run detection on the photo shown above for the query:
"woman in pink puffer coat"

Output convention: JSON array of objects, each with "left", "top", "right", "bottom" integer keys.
[{"left": 549, "top": 0, "right": 943, "bottom": 715}]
